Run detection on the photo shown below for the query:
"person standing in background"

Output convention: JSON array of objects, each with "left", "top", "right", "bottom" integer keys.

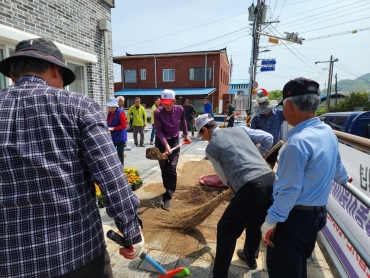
[
  {"left": 117, "top": 96, "right": 125, "bottom": 109},
  {"left": 106, "top": 97, "right": 127, "bottom": 166},
  {"left": 127, "top": 97, "right": 147, "bottom": 147},
  {"left": 225, "top": 100, "right": 236, "bottom": 127},
  {"left": 154, "top": 89, "right": 191, "bottom": 210},
  {"left": 250, "top": 97, "right": 285, "bottom": 169},
  {"left": 182, "top": 98, "right": 197, "bottom": 137},
  {"left": 150, "top": 97, "right": 161, "bottom": 145},
  {"left": 117, "top": 96, "right": 132, "bottom": 151},
  {"left": 203, "top": 97, "right": 214, "bottom": 117}
]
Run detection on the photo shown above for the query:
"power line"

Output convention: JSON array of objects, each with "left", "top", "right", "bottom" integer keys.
[
  {"left": 261, "top": 45, "right": 370, "bottom": 50},
  {"left": 305, "top": 27, "right": 370, "bottom": 41},
  {"left": 276, "top": 0, "right": 287, "bottom": 19},
  {"left": 275, "top": 0, "right": 312, "bottom": 7},
  {"left": 335, "top": 64, "right": 370, "bottom": 85},
  {"left": 205, "top": 34, "right": 249, "bottom": 51},
  {"left": 301, "top": 16, "right": 370, "bottom": 34},
  {"left": 338, "top": 61, "right": 365, "bottom": 76},
  {"left": 277, "top": 0, "right": 367, "bottom": 28},
  {"left": 112, "top": 11, "right": 249, "bottom": 51},
  {"left": 287, "top": 5, "right": 370, "bottom": 32},
  {"left": 170, "top": 27, "right": 249, "bottom": 52},
  {"left": 268, "top": 25, "right": 321, "bottom": 73},
  {"left": 278, "top": 0, "right": 349, "bottom": 21}
]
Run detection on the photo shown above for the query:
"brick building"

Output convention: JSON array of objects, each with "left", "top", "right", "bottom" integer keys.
[
  {"left": 113, "top": 48, "right": 231, "bottom": 114},
  {"left": 0, "top": 0, "right": 115, "bottom": 107}
]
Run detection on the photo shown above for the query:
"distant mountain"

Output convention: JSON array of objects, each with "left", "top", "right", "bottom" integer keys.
[{"left": 322, "top": 73, "right": 370, "bottom": 94}]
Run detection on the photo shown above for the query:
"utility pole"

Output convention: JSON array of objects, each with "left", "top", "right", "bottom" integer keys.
[
  {"left": 247, "top": 0, "right": 264, "bottom": 112},
  {"left": 326, "top": 55, "right": 333, "bottom": 112},
  {"left": 335, "top": 73, "right": 338, "bottom": 105},
  {"left": 316, "top": 56, "right": 338, "bottom": 112},
  {"left": 247, "top": 1, "right": 303, "bottom": 112}
]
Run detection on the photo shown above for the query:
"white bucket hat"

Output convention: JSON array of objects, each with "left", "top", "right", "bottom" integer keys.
[
  {"left": 256, "top": 97, "right": 278, "bottom": 114},
  {"left": 195, "top": 114, "right": 214, "bottom": 138},
  {"left": 105, "top": 97, "right": 119, "bottom": 107}
]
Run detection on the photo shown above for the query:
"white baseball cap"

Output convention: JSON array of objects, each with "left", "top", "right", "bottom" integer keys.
[
  {"left": 161, "top": 89, "right": 176, "bottom": 105},
  {"left": 195, "top": 114, "right": 214, "bottom": 138}
]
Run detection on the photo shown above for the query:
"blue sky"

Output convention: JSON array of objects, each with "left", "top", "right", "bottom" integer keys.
[{"left": 111, "top": 0, "right": 370, "bottom": 91}]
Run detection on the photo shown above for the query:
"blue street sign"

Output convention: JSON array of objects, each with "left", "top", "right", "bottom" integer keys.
[
  {"left": 261, "top": 59, "right": 276, "bottom": 65},
  {"left": 260, "top": 66, "right": 275, "bottom": 72}
]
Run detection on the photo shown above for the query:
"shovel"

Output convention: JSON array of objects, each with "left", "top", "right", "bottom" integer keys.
[
  {"left": 146, "top": 140, "right": 191, "bottom": 160},
  {"left": 107, "top": 230, "right": 190, "bottom": 277},
  {"left": 219, "top": 113, "right": 227, "bottom": 128}
]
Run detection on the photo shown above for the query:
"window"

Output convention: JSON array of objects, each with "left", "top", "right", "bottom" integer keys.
[
  {"left": 189, "top": 67, "right": 212, "bottom": 81},
  {"left": 0, "top": 49, "right": 5, "bottom": 90},
  {"left": 124, "top": 69, "right": 137, "bottom": 83},
  {"left": 327, "top": 117, "right": 347, "bottom": 131},
  {"left": 163, "top": 69, "right": 175, "bottom": 82},
  {"left": 67, "top": 62, "right": 86, "bottom": 94},
  {"left": 140, "top": 69, "right": 146, "bottom": 80}
]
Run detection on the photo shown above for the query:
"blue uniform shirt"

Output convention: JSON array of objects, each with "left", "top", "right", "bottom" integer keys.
[
  {"left": 204, "top": 102, "right": 214, "bottom": 117},
  {"left": 251, "top": 108, "right": 285, "bottom": 146},
  {"left": 266, "top": 117, "right": 349, "bottom": 225}
]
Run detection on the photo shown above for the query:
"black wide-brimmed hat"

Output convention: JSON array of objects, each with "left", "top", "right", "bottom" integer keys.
[{"left": 0, "top": 38, "right": 75, "bottom": 86}]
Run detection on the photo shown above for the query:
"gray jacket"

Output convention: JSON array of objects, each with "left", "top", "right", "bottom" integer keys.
[{"left": 206, "top": 127, "right": 273, "bottom": 193}]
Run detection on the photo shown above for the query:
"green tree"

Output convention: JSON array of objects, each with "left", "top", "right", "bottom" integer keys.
[
  {"left": 268, "top": 90, "right": 283, "bottom": 100},
  {"left": 330, "top": 92, "right": 370, "bottom": 112}
]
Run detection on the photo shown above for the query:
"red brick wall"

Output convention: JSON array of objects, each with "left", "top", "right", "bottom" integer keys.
[{"left": 114, "top": 52, "right": 230, "bottom": 114}]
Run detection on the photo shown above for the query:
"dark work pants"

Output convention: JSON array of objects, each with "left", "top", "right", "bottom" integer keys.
[
  {"left": 227, "top": 117, "right": 235, "bottom": 127},
  {"left": 213, "top": 172, "right": 275, "bottom": 278},
  {"left": 267, "top": 207, "right": 327, "bottom": 278},
  {"left": 133, "top": 126, "right": 145, "bottom": 145},
  {"left": 155, "top": 137, "right": 180, "bottom": 200},
  {"left": 266, "top": 146, "right": 280, "bottom": 169},
  {"left": 114, "top": 142, "right": 125, "bottom": 167},
  {"left": 58, "top": 250, "right": 113, "bottom": 278},
  {"left": 186, "top": 119, "right": 195, "bottom": 135}
]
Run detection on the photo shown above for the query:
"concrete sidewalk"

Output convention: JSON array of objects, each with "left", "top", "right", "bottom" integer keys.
[{"left": 100, "top": 125, "right": 336, "bottom": 278}]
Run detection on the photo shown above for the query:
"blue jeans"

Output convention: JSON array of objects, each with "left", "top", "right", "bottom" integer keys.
[{"left": 150, "top": 124, "right": 156, "bottom": 142}]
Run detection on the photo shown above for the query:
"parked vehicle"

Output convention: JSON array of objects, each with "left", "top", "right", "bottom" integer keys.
[
  {"left": 319, "top": 111, "right": 370, "bottom": 139},
  {"left": 213, "top": 115, "right": 245, "bottom": 127}
]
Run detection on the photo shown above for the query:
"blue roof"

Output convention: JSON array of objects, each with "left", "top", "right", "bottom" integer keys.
[
  {"left": 320, "top": 93, "right": 345, "bottom": 101},
  {"left": 114, "top": 88, "right": 216, "bottom": 96}
]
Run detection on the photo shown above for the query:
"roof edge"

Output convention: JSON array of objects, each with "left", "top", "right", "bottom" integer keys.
[{"left": 113, "top": 48, "right": 227, "bottom": 61}]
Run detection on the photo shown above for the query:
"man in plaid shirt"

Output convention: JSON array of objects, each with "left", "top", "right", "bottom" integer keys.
[{"left": 0, "top": 38, "right": 144, "bottom": 278}]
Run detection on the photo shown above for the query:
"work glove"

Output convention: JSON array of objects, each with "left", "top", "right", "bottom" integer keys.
[
  {"left": 226, "top": 116, "right": 230, "bottom": 120},
  {"left": 348, "top": 176, "right": 353, "bottom": 183},
  {"left": 119, "top": 231, "right": 145, "bottom": 260},
  {"left": 108, "top": 127, "right": 114, "bottom": 131},
  {"left": 261, "top": 221, "right": 276, "bottom": 247}
]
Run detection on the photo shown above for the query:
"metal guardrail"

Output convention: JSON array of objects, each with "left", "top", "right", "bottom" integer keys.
[
  {"left": 326, "top": 204, "right": 370, "bottom": 270},
  {"left": 334, "top": 130, "right": 370, "bottom": 152},
  {"left": 326, "top": 130, "right": 370, "bottom": 272}
]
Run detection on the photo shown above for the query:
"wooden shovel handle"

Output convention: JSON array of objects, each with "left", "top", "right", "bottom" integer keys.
[{"left": 263, "top": 140, "right": 283, "bottom": 160}]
